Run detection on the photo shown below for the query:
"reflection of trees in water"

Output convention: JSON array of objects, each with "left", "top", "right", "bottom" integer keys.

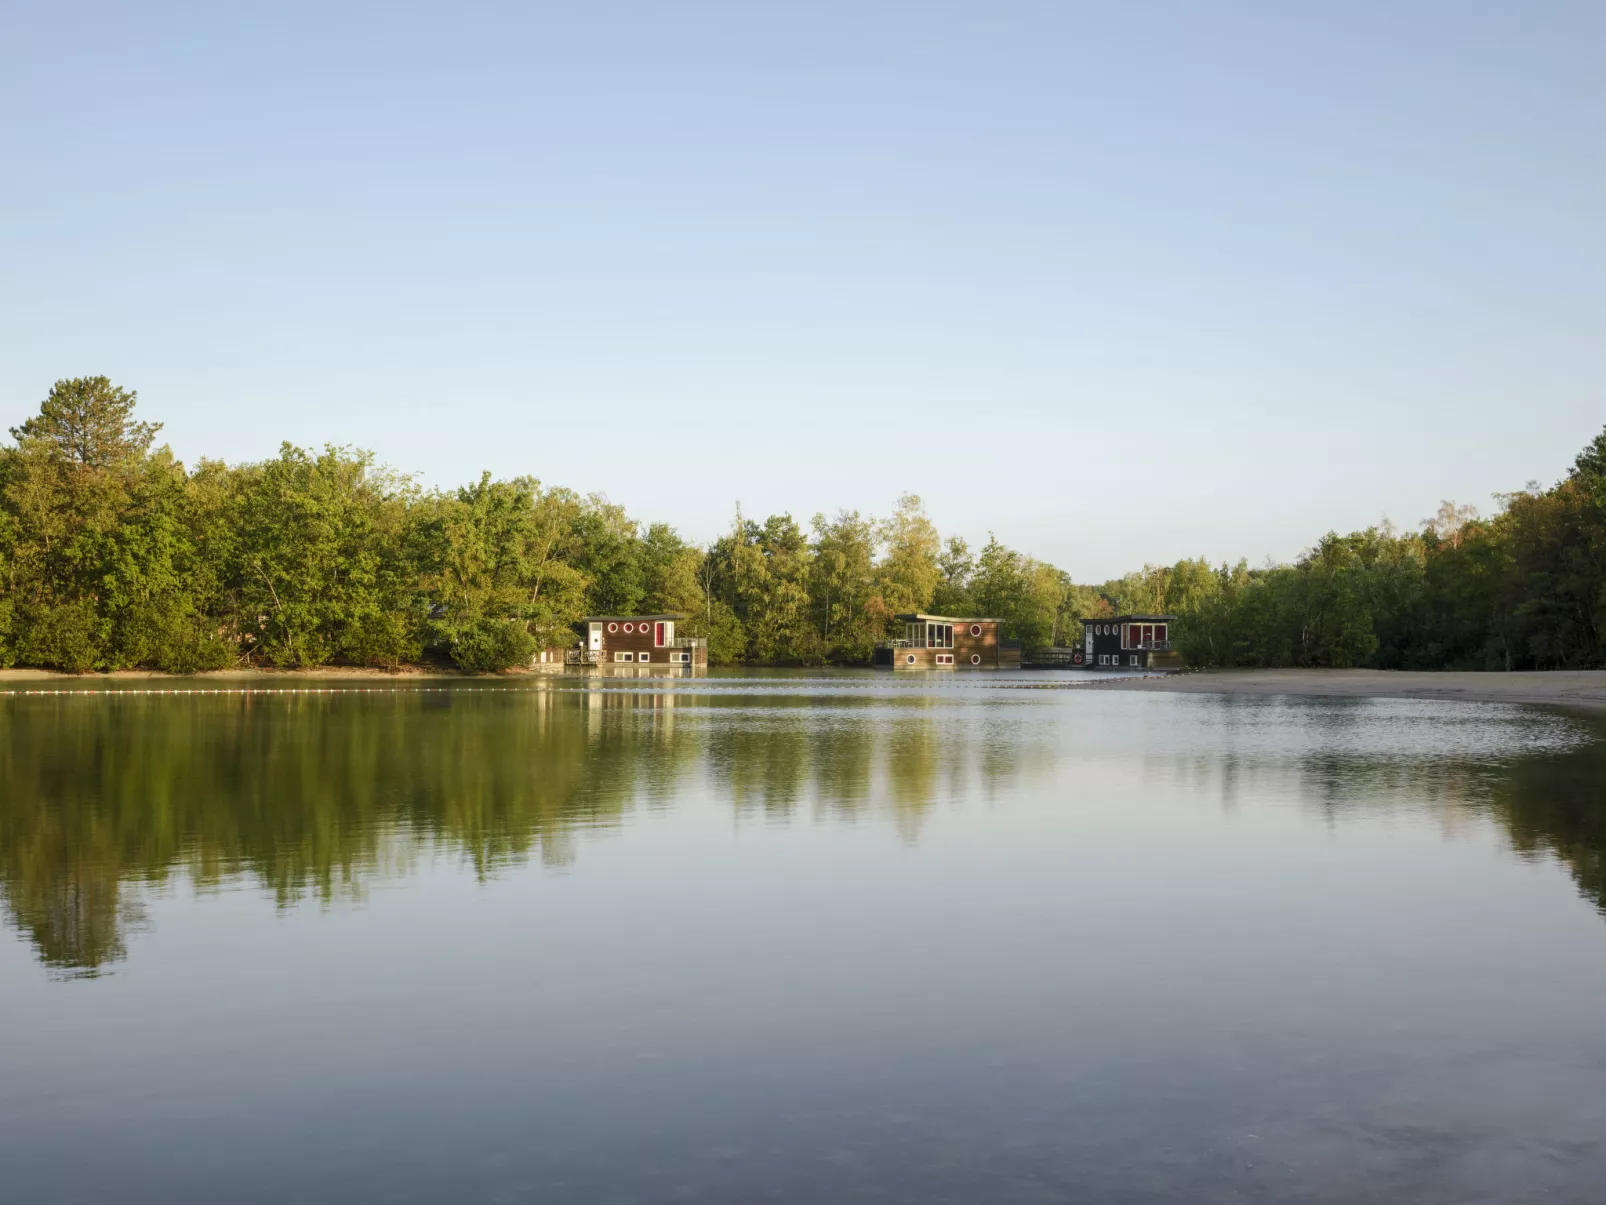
[
  {"left": 0, "top": 690, "right": 693, "bottom": 975},
  {"left": 28, "top": 690, "right": 1599, "bottom": 980},
  {"left": 1488, "top": 722, "right": 1606, "bottom": 913},
  {"left": 0, "top": 690, "right": 1054, "bottom": 976},
  {"left": 1283, "top": 724, "right": 1606, "bottom": 917},
  {"left": 699, "top": 696, "right": 1037, "bottom": 842},
  {"left": 1138, "top": 702, "right": 1606, "bottom": 918},
  {"left": 703, "top": 701, "right": 814, "bottom": 822}
]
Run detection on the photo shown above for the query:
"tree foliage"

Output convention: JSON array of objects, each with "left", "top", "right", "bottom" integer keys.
[
  {"left": 3, "top": 377, "right": 1603, "bottom": 673},
  {"left": 1084, "top": 444, "right": 1606, "bottom": 671}
]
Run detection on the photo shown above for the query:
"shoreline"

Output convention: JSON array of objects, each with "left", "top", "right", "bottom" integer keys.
[{"left": 1078, "top": 668, "right": 1606, "bottom": 712}]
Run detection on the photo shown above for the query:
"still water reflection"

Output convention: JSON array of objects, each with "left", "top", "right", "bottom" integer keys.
[{"left": 2, "top": 677, "right": 1604, "bottom": 1202}]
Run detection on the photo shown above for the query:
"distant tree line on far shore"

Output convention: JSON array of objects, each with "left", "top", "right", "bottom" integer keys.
[{"left": 1, "top": 378, "right": 1602, "bottom": 674}]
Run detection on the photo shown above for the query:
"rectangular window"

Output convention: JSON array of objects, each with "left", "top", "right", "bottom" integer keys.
[
  {"left": 935, "top": 653, "right": 954, "bottom": 665},
  {"left": 926, "top": 623, "right": 953, "bottom": 649},
  {"left": 1155, "top": 624, "right": 1167, "bottom": 644},
  {"left": 614, "top": 651, "right": 632, "bottom": 663},
  {"left": 1130, "top": 654, "right": 1139, "bottom": 666},
  {"left": 638, "top": 651, "right": 649, "bottom": 663}
]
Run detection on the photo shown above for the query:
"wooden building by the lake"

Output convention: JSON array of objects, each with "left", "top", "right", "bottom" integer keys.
[
  {"left": 874, "top": 614, "right": 1022, "bottom": 671},
  {"left": 1082, "top": 614, "right": 1179, "bottom": 669},
  {"left": 566, "top": 614, "right": 707, "bottom": 670}
]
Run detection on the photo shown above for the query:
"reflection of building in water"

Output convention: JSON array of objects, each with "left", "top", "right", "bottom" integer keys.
[
  {"left": 580, "top": 685, "right": 679, "bottom": 740},
  {"left": 561, "top": 615, "right": 708, "bottom": 674}
]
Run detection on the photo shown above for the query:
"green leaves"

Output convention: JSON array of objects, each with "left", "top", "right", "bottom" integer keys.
[
  {"left": 1110, "top": 423, "right": 1606, "bottom": 672},
  {"left": 3, "top": 380, "right": 1601, "bottom": 676},
  {"left": 440, "top": 618, "right": 538, "bottom": 674},
  {"left": 229, "top": 444, "right": 417, "bottom": 668}
]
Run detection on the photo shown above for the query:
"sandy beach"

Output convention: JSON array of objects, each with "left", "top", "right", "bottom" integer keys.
[{"left": 1083, "top": 668, "right": 1606, "bottom": 712}]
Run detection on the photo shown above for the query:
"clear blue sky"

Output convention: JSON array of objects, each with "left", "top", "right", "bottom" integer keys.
[{"left": 3, "top": 2, "right": 1601, "bottom": 580}]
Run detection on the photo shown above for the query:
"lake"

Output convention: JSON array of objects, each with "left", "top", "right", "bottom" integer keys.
[{"left": 2, "top": 674, "right": 1605, "bottom": 1203}]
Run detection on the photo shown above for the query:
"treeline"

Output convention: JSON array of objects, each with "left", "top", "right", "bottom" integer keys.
[
  {"left": 0, "top": 378, "right": 1082, "bottom": 672},
  {"left": 3, "top": 378, "right": 1602, "bottom": 674},
  {"left": 1092, "top": 429, "right": 1606, "bottom": 671}
]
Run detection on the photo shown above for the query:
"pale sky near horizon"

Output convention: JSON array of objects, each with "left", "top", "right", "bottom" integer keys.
[{"left": 3, "top": 2, "right": 1601, "bottom": 580}]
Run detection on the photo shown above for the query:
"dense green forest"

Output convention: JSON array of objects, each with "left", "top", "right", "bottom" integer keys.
[
  {"left": 1104, "top": 441, "right": 1606, "bottom": 670},
  {"left": 1, "top": 377, "right": 1603, "bottom": 673}
]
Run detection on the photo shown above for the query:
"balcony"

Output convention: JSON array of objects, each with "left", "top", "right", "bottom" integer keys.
[
  {"left": 564, "top": 649, "right": 599, "bottom": 666},
  {"left": 1123, "top": 639, "right": 1172, "bottom": 651}
]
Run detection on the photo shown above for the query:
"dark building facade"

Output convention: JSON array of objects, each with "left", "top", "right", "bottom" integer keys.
[{"left": 1081, "top": 614, "right": 1177, "bottom": 669}]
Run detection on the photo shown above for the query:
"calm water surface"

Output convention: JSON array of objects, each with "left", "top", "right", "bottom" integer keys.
[{"left": 2, "top": 674, "right": 1605, "bottom": 1203}]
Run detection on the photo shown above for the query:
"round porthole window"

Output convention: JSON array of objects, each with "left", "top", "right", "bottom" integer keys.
[
  {"left": 970, "top": 624, "right": 982, "bottom": 637},
  {"left": 622, "top": 622, "right": 634, "bottom": 633},
  {"left": 906, "top": 654, "right": 916, "bottom": 665},
  {"left": 607, "top": 622, "right": 618, "bottom": 633},
  {"left": 971, "top": 653, "right": 981, "bottom": 665}
]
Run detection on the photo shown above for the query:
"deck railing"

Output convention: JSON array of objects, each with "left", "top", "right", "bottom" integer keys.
[
  {"left": 672, "top": 637, "right": 706, "bottom": 649},
  {"left": 1122, "top": 639, "right": 1172, "bottom": 651},
  {"left": 564, "top": 649, "right": 599, "bottom": 665}
]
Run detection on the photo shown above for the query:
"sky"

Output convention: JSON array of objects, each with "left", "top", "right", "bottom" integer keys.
[{"left": 2, "top": 2, "right": 1601, "bottom": 581}]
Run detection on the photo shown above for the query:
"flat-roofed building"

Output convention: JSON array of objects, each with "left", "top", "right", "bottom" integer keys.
[
  {"left": 567, "top": 615, "right": 707, "bottom": 670},
  {"left": 874, "top": 614, "right": 1021, "bottom": 670},
  {"left": 1082, "top": 614, "right": 1177, "bottom": 669}
]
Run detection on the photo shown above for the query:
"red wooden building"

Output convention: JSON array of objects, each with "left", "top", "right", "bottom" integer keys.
[{"left": 566, "top": 615, "right": 707, "bottom": 669}]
